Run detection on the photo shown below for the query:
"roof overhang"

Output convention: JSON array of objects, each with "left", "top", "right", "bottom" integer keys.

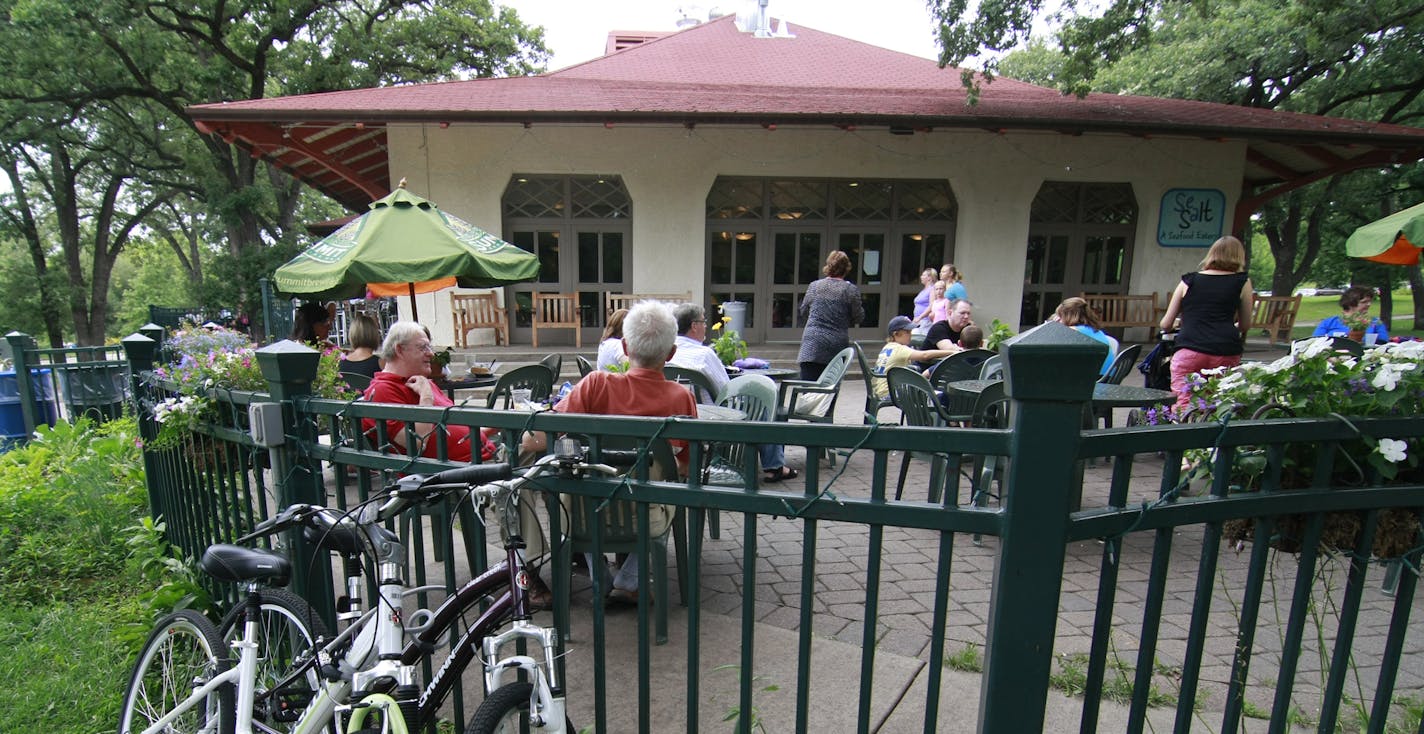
[{"left": 189, "top": 79, "right": 1424, "bottom": 218}]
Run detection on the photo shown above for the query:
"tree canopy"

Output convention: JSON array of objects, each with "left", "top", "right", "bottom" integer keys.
[
  {"left": 0, "top": 0, "right": 548, "bottom": 344},
  {"left": 953, "top": 0, "right": 1424, "bottom": 322}
]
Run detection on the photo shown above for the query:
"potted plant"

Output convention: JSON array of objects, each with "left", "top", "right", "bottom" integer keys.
[
  {"left": 710, "top": 317, "right": 748, "bottom": 366},
  {"left": 1342, "top": 309, "right": 1372, "bottom": 341},
  {"left": 1158, "top": 337, "right": 1424, "bottom": 557}
]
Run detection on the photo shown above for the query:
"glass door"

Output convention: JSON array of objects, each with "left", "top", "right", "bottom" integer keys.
[
  {"left": 836, "top": 230, "right": 887, "bottom": 333},
  {"left": 1022, "top": 231, "right": 1070, "bottom": 328},
  {"left": 767, "top": 228, "right": 825, "bottom": 341},
  {"left": 708, "top": 228, "right": 760, "bottom": 340}
]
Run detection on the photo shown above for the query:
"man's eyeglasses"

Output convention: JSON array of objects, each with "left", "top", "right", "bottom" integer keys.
[
  {"left": 692, "top": 319, "right": 706, "bottom": 324},
  {"left": 408, "top": 341, "right": 435, "bottom": 354}
]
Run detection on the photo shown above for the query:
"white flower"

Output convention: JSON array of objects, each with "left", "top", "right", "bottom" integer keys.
[
  {"left": 1378, "top": 438, "right": 1408, "bottom": 463},
  {"left": 1299, "top": 338, "right": 1333, "bottom": 360},
  {"left": 1264, "top": 354, "right": 1296, "bottom": 374},
  {"left": 1372, "top": 363, "right": 1413, "bottom": 392}
]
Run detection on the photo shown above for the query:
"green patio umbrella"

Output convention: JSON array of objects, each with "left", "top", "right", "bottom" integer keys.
[
  {"left": 1345, "top": 200, "right": 1424, "bottom": 266},
  {"left": 274, "top": 181, "right": 539, "bottom": 320}
]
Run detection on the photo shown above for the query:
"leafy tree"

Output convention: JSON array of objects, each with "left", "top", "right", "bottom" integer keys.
[
  {"left": 974, "top": 0, "right": 1424, "bottom": 324},
  {"left": 0, "top": 0, "right": 548, "bottom": 344}
]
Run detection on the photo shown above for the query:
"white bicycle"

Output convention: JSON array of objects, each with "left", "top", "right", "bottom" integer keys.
[{"left": 118, "top": 442, "right": 623, "bottom": 734}]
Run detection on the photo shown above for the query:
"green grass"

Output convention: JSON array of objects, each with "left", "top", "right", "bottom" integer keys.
[
  {"left": 0, "top": 586, "right": 148, "bottom": 732},
  {"left": 1047, "top": 652, "right": 1179, "bottom": 708},
  {"left": 0, "top": 417, "right": 158, "bottom": 734},
  {"left": 945, "top": 643, "right": 983, "bottom": 672}
]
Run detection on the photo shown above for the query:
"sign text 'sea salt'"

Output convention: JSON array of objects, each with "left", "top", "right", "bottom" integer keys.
[{"left": 1157, "top": 188, "right": 1226, "bottom": 247}]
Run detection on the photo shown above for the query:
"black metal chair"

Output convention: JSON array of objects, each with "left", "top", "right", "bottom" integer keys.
[{"left": 485, "top": 364, "right": 556, "bottom": 409}]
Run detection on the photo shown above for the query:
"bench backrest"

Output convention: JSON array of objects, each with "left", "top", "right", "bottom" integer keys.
[
  {"left": 1251, "top": 294, "right": 1302, "bottom": 345},
  {"left": 605, "top": 292, "right": 693, "bottom": 317},
  {"left": 1081, "top": 293, "right": 1160, "bottom": 329}
]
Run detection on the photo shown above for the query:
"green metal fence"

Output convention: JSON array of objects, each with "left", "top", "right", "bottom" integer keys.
[
  {"left": 3, "top": 332, "right": 132, "bottom": 448},
  {"left": 125, "top": 325, "right": 1424, "bottom": 733}
]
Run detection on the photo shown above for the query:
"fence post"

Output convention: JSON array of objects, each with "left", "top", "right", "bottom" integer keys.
[
  {"left": 123, "top": 333, "right": 165, "bottom": 517},
  {"left": 978, "top": 322, "right": 1106, "bottom": 733},
  {"left": 255, "top": 339, "right": 336, "bottom": 621},
  {"left": 5, "top": 331, "right": 38, "bottom": 438}
]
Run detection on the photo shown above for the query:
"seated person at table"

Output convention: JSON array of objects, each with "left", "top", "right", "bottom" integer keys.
[
  {"left": 958, "top": 324, "right": 984, "bottom": 350},
  {"left": 290, "top": 302, "right": 336, "bottom": 349},
  {"left": 667, "top": 303, "right": 797, "bottom": 482},
  {"left": 1052, "top": 297, "right": 1117, "bottom": 376},
  {"left": 520, "top": 301, "right": 696, "bottom": 604},
  {"left": 1312, "top": 286, "right": 1389, "bottom": 343},
  {"left": 917, "top": 299, "right": 974, "bottom": 370},
  {"left": 339, "top": 313, "right": 382, "bottom": 385},
  {"left": 361, "top": 321, "right": 497, "bottom": 462},
  {"left": 668, "top": 303, "right": 730, "bottom": 401},
  {"left": 597, "top": 308, "right": 630, "bottom": 371},
  {"left": 872, "top": 316, "right": 956, "bottom": 399}
]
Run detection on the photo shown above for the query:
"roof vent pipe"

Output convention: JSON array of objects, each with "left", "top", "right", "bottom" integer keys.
[{"left": 753, "top": 0, "right": 772, "bottom": 38}]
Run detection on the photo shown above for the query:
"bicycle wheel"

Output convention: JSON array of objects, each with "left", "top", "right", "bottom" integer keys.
[
  {"left": 118, "top": 609, "right": 234, "bottom": 734},
  {"left": 217, "top": 588, "right": 332, "bottom": 734},
  {"left": 464, "top": 682, "right": 575, "bottom": 734}
]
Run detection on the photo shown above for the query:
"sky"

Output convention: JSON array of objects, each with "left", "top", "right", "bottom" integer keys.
[{"left": 495, "top": 0, "right": 945, "bottom": 71}]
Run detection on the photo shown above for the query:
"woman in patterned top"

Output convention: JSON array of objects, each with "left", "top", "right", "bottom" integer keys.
[{"left": 796, "top": 250, "right": 865, "bottom": 380}]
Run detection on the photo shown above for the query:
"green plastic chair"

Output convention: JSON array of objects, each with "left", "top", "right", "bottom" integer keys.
[
  {"left": 775, "top": 347, "right": 853, "bottom": 466},
  {"left": 701, "top": 374, "right": 778, "bottom": 539},
  {"left": 485, "top": 364, "right": 556, "bottom": 409},
  {"left": 664, "top": 365, "right": 721, "bottom": 404},
  {"left": 852, "top": 341, "right": 895, "bottom": 424}
]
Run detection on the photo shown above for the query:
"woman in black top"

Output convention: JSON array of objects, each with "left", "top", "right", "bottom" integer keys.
[{"left": 1157, "top": 236, "right": 1254, "bottom": 411}]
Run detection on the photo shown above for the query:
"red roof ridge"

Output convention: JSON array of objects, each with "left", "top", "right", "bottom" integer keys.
[{"left": 547, "top": 13, "right": 738, "bottom": 77}]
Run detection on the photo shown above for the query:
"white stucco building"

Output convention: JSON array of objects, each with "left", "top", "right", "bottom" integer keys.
[{"left": 191, "top": 12, "right": 1424, "bottom": 347}]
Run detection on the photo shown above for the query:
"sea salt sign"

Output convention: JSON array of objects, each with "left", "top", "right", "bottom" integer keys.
[{"left": 1157, "top": 188, "right": 1225, "bottom": 247}]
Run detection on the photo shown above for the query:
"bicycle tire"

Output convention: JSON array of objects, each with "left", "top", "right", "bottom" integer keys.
[
  {"left": 217, "top": 587, "right": 332, "bottom": 734},
  {"left": 118, "top": 609, "right": 235, "bottom": 734},
  {"left": 464, "top": 682, "right": 575, "bottom": 734}
]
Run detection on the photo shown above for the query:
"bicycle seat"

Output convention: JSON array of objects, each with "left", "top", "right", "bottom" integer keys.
[{"left": 201, "top": 544, "right": 293, "bottom": 587}]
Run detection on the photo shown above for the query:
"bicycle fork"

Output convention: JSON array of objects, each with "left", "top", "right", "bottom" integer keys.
[{"left": 482, "top": 619, "right": 566, "bottom": 731}]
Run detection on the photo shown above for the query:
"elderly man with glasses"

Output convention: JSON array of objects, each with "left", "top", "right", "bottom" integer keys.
[
  {"left": 668, "top": 303, "right": 731, "bottom": 399},
  {"left": 361, "top": 321, "right": 497, "bottom": 463}
]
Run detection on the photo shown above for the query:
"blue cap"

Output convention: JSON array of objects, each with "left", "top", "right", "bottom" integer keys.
[{"left": 887, "top": 315, "right": 913, "bottom": 335}]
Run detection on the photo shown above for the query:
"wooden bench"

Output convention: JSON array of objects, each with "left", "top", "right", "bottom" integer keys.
[
  {"left": 1251, "top": 294, "right": 1302, "bottom": 346},
  {"left": 531, "top": 291, "right": 582, "bottom": 348},
  {"left": 450, "top": 292, "right": 508, "bottom": 347},
  {"left": 1081, "top": 293, "right": 1163, "bottom": 341},
  {"left": 604, "top": 291, "right": 693, "bottom": 317}
]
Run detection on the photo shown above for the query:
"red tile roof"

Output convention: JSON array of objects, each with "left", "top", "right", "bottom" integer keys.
[{"left": 189, "top": 14, "right": 1424, "bottom": 212}]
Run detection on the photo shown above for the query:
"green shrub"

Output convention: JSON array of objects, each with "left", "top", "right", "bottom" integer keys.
[{"left": 0, "top": 417, "right": 146, "bottom": 604}]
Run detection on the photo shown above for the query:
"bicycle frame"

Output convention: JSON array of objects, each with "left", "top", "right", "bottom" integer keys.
[{"left": 275, "top": 480, "right": 568, "bottom": 733}]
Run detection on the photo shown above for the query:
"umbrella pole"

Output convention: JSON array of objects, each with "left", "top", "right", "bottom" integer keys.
[{"left": 408, "top": 282, "right": 419, "bottom": 322}]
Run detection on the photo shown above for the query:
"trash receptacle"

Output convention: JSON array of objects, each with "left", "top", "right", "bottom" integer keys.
[
  {"left": 0, "top": 368, "right": 58, "bottom": 450},
  {"left": 720, "top": 301, "right": 747, "bottom": 336},
  {"left": 57, "top": 365, "right": 130, "bottom": 422}
]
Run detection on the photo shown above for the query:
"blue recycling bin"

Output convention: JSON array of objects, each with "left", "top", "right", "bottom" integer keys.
[{"left": 0, "top": 369, "right": 58, "bottom": 450}]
